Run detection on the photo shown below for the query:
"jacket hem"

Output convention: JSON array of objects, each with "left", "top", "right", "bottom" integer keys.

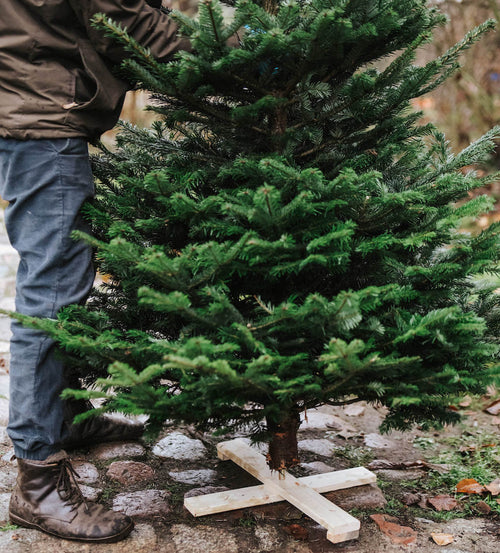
[{"left": 0, "top": 128, "right": 92, "bottom": 141}]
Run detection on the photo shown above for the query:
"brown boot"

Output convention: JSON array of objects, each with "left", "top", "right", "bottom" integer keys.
[{"left": 9, "top": 452, "right": 134, "bottom": 543}]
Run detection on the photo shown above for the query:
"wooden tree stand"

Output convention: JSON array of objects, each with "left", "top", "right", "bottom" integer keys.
[{"left": 184, "top": 438, "right": 376, "bottom": 544}]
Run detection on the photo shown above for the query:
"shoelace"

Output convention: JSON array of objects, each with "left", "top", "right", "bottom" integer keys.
[{"left": 56, "top": 458, "right": 90, "bottom": 513}]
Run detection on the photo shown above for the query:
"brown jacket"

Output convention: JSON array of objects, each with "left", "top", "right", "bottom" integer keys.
[{"left": 0, "top": 0, "right": 190, "bottom": 140}]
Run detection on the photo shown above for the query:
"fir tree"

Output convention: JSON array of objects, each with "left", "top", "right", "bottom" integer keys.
[{"left": 14, "top": 0, "right": 500, "bottom": 470}]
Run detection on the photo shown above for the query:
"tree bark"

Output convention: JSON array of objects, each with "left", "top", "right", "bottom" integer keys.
[{"left": 266, "top": 411, "right": 301, "bottom": 472}]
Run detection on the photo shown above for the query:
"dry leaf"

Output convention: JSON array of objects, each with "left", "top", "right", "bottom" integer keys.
[
  {"left": 484, "top": 399, "right": 500, "bottom": 416},
  {"left": 485, "top": 478, "right": 500, "bottom": 496},
  {"left": 456, "top": 478, "right": 486, "bottom": 494},
  {"left": 401, "top": 492, "right": 422, "bottom": 506},
  {"left": 336, "top": 428, "right": 359, "bottom": 439},
  {"left": 370, "top": 514, "right": 417, "bottom": 545},
  {"left": 431, "top": 532, "right": 454, "bottom": 546},
  {"left": 458, "top": 396, "right": 472, "bottom": 407},
  {"left": 486, "top": 385, "right": 496, "bottom": 396},
  {"left": 476, "top": 501, "right": 492, "bottom": 515},
  {"left": 284, "top": 524, "right": 309, "bottom": 541},
  {"left": 427, "top": 495, "right": 458, "bottom": 512},
  {"left": 491, "top": 416, "right": 500, "bottom": 425}
]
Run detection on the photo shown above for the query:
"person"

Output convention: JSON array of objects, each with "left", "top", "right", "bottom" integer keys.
[{"left": 0, "top": 0, "right": 192, "bottom": 543}]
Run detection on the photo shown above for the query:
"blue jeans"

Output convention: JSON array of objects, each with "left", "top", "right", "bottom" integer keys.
[{"left": 0, "top": 138, "right": 95, "bottom": 460}]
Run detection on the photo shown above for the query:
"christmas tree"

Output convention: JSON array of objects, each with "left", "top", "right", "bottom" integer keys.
[{"left": 19, "top": 0, "right": 500, "bottom": 470}]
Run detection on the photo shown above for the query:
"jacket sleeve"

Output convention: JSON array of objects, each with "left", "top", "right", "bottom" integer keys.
[{"left": 70, "top": 0, "right": 192, "bottom": 63}]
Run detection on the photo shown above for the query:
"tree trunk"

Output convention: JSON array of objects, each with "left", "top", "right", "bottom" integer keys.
[{"left": 266, "top": 411, "right": 301, "bottom": 472}]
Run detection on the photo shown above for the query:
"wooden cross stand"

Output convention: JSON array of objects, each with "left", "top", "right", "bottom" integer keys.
[{"left": 184, "top": 438, "right": 376, "bottom": 544}]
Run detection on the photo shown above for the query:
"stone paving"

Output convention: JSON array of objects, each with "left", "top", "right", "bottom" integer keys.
[
  {"left": 0, "top": 208, "right": 15, "bottom": 359},
  {"left": 0, "top": 207, "right": 498, "bottom": 552}
]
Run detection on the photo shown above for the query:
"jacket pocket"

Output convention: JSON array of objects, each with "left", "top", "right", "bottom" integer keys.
[{"left": 70, "top": 39, "right": 128, "bottom": 113}]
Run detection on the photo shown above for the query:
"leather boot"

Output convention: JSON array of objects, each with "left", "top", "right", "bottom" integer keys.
[
  {"left": 9, "top": 452, "right": 134, "bottom": 543},
  {"left": 61, "top": 398, "right": 145, "bottom": 451}
]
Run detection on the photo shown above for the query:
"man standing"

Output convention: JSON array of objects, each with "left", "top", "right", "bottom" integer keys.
[{"left": 0, "top": 0, "right": 191, "bottom": 543}]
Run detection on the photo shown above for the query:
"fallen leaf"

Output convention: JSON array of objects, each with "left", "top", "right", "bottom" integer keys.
[
  {"left": 458, "top": 396, "right": 472, "bottom": 407},
  {"left": 447, "top": 405, "right": 460, "bottom": 412},
  {"left": 484, "top": 399, "right": 500, "bottom": 416},
  {"left": 491, "top": 416, "right": 500, "bottom": 425},
  {"left": 401, "top": 492, "right": 422, "bottom": 506},
  {"left": 284, "top": 524, "right": 309, "bottom": 541},
  {"left": 370, "top": 514, "right": 417, "bottom": 545},
  {"left": 485, "top": 479, "right": 500, "bottom": 496},
  {"left": 486, "top": 385, "right": 497, "bottom": 397},
  {"left": 336, "top": 428, "right": 359, "bottom": 439},
  {"left": 456, "top": 478, "right": 486, "bottom": 494},
  {"left": 370, "top": 513, "right": 398, "bottom": 524},
  {"left": 427, "top": 495, "right": 458, "bottom": 512},
  {"left": 476, "top": 501, "right": 492, "bottom": 515},
  {"left": 431, "top": 532, "right": 454, "bottom": 546}
]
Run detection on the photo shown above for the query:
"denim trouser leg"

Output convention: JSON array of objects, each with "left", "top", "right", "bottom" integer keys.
[{"left": 0, "top": 138, "right": 95, "bottom": 460}]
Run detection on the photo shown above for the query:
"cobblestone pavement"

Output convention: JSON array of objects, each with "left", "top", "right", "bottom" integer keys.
[
  {"left": 0, "top": 208, "right": 15, "bottom": 361},
  {"left": 0, "top": 207, "right": 498, "bottom": 552}
]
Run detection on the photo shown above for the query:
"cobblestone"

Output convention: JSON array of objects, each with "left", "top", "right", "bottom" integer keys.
[
  {"left": 113, "top": 489, "right": 171, "bottom": 517},
  {"left": 152, "top": 432, "right": 207, "bottom": 461},
  {"left": 91, "top": 442, "right": 146, "bottom": 460},
  {"left": 364, "top": 433, "right": 398, "bottom": 449},
  {"left": 298, "top": 438, "right": 338, "bottom": 457},
  {"left": 0, "top": 211, "right": 15, "bottom": 359},
  {"left": 300, "top": 461, "right": 335, "bottom": 474},
  {"left": 72, "top": 460, "right": 99, "bottom": 484},
  {"left": 168, "top": 468, "right": 217, "bottom": 484},
  {"left": 0, "top": 399, "right": 9, "bottom": 427},
  {"left": 79, "top": 483, "right": 102, "bottom": 501},
  {"left": 170, "top": 524, "right": 239, "bottom": 553},
  {"left": 107, "top": 460, "right": 155, "bottom": 484}
]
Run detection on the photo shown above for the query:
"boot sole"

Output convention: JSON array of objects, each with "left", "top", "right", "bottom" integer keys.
[{"left": 9, "top": 512, "right": 134, "bottom": 543}]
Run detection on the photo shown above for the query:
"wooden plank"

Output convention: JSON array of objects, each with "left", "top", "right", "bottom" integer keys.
[
  {"left": 184, "top": 466, "right": 376, "bottom": 516},
  {"left": 301, "top": 466, "right": 376, "bottom": 493},
  {"left": 217, "top": 439, "right": 360, "bottom": 542}
]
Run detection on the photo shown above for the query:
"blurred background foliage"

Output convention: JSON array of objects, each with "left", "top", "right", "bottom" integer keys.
[
  {"left": 416, "top": 0, "right": 500, "bottom": 229},
  {"left": 112, "top": 0, "right": 500, "bottom": 228}
]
